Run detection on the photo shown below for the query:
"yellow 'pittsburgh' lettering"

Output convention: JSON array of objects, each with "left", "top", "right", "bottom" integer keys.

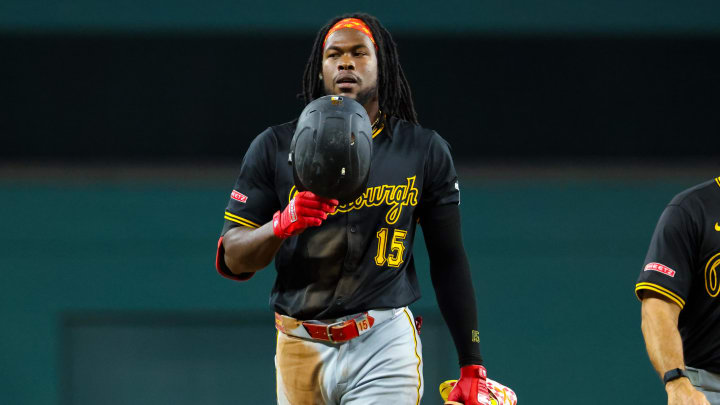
[{"left": 289, "top": 176, "right": 419, "bottom": 225}]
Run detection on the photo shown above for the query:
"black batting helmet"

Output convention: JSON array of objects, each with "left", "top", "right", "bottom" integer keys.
[{"left": 289, "top": 95, "right": 373, "bottom": 204}]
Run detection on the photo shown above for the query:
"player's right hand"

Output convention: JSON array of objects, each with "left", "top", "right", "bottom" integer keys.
[
  {"left": 666, "top": 378, "right": 710, "bottom": 405},
  {"left": 272, "top": 191, "right": 338, "bottom": 239}
]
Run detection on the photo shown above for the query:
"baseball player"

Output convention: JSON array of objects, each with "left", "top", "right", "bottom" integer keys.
[
  {"left": 216, "top": 13, "right": 501, "bottom": 404},
  {"left": 636, "top": 176, "right": 720, "bottom": 404}
]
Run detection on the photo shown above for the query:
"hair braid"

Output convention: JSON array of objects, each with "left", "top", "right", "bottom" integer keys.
[{"left": 301, "top": 13, "right": 418, "bottom": 124}]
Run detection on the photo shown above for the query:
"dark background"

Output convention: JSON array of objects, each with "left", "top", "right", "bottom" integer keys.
[
  {"left": 2, "top": 1, "right": 720, "bottom": 404},
  {"left": 2, "top": 34, "right": 720, "bottom": 160}
]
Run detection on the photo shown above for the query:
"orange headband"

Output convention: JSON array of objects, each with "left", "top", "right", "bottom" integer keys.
[{"left": 323, "top": 18, "right": 377, "bottom": 49}]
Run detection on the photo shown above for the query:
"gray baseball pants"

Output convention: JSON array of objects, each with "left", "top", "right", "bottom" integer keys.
[
  {"left": 275, "top": 307, "right": 424, "bottom": 405},
  {"left": 687, "top": 366, "right": 720, "bottom": 404}
]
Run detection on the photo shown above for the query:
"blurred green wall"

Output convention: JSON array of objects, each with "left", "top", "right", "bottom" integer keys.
[{"left": 2, "top": 173, "right": 711, "bottom": 404}]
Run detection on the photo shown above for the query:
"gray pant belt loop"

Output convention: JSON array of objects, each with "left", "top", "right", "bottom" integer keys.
[
  {"left": 686, "top": 367, "right": 701, "bottom": 387},
  {"left": 686, "top": 366, "right": 720, "bottom": 393}
]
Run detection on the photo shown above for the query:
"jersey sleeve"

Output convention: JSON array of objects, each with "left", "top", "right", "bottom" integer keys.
[
  {"left": 216, "top": 128, "right": 280, "bottom": 281},
  {"left": 635, "top": 204, "right": 699, "bottom": 309},
  {"left": 221, "top": 128, "right": 279, "bottom": 232},
  {"left": 419, "top": 133, "right": 460, "bottom": 212}
]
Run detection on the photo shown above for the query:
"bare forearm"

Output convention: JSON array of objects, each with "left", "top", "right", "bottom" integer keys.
[
  {"left": 223, "top": 223, "right": 283, "bottom": 274},
  {"left": 641, "top": 293, "right": 685, "bottom": 378},
  {"left": 640, "top": 292, "right": 710, "bottom": 403},
  {"left": 642, "top": 291, "right": 709, "bottom": 405}
]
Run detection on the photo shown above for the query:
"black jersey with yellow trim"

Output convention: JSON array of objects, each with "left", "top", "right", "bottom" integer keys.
[
  {"left": 216, "top": 116, "right": 460, "bottom": 320},
  {"left": 636, "top": 176, "right": 720, "bottom": 371}
]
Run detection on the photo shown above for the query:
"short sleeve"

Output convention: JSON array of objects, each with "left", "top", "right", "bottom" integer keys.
[
  {"left": 419, "top": 133, "right": 460, "bottom": 210},
  {"left": 221, "top": 128, "right": 280, "bottom": 235},
  {"left": 635, "top": 205, "right": 698, "bottom": 309},
  {"left": 215, "top": 128, "right": 279, "bottom": 281}
]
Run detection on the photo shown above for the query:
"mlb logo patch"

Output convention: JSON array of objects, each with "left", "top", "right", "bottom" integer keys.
[
  {"left": 644, "top": 262, "right": 676, "bottom": 277},
  {"left": 230, "top": 190, "right": 248, "bottom": 203}
]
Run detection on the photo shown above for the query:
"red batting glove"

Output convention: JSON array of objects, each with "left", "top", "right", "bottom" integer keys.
[
  {"left": 272, "top": 191, "right": 338, "bottom": 239},
  {"left": 445, "top": 365, "right": 491, "bottom": 405}
]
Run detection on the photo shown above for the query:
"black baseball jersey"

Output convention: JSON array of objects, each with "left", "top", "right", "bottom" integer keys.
[
  {"left": 217, "top": 116, "right": 460, "bottom": 320},
  {"left": 635, "top": 176, "right": 720, "bottom": 372}
]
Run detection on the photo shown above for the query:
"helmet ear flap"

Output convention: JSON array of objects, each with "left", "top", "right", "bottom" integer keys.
[{"left": 290, "top": 96, "right": 373, "bottom": 204}]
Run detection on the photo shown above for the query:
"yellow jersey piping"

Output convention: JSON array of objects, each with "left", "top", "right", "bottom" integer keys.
[
  {"left": 372, "top": 123, "right": 385, "bottom": 139},
  {"left": 635, "top": 282, "right": 685, "bottom": 309},
  {"left": 224, "top": 211, "right": 260, "bottom": 228},
  {"left": 403, "top": 308, "right": 422, "bottom": 405}
]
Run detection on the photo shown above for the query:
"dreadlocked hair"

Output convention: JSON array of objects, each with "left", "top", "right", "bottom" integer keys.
[{"left": 301, "top": 13, "right": 418, "bottom": 124}]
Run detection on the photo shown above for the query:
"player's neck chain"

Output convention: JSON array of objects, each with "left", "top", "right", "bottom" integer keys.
[{"left": 372, "top": 110, "right": 382, "bottom": 131}]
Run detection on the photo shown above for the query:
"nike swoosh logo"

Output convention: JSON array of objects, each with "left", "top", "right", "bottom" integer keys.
[{"left": 716, "top": 222, "right": 720, "bottom": 231}]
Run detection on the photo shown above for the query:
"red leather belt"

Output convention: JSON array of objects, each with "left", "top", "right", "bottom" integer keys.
[{"left": 275, "top": 312, "right": 376, "bottom": 343}]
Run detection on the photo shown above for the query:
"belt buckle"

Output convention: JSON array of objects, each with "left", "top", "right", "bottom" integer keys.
[{"left": 325, "top": 320, "right": 344, "bottom": 343}]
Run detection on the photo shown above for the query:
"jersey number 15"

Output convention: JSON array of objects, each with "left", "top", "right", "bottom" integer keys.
[{"left": 375, "top": 228, "right": 407, "bottom": 268}]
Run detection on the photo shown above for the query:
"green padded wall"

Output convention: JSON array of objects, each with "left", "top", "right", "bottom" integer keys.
[{"left": 1, "top": 174, "right": 712, "bottom": 403}]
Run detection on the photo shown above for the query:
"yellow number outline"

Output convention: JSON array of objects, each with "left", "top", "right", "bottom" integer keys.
[
  {"left": 375, "top": 228, "right": 407, "bottom": 268},
  {"left": 705, "top": 252, "right": 720, "bottom": 297},
  {"left": 375, "top": 228, "right": 388, "bottom": 266}
]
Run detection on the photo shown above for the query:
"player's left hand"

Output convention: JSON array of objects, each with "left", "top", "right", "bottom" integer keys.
[
  {"left": 443, "top": 365, "right": 491, "bottom": 405},
  {"left": 440, "top": 365, "right": 517, "bottom": 405},
  {"left": 272, "top": 191, "right": 338, "bottom": 239}
]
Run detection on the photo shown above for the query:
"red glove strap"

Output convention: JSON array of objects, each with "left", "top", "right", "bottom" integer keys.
[
  {"left": 272, "top": 191, "right": 338, "bottom": 239},
  {"left": 446, "top": 365, "right": 490, "bottom": 405}
]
